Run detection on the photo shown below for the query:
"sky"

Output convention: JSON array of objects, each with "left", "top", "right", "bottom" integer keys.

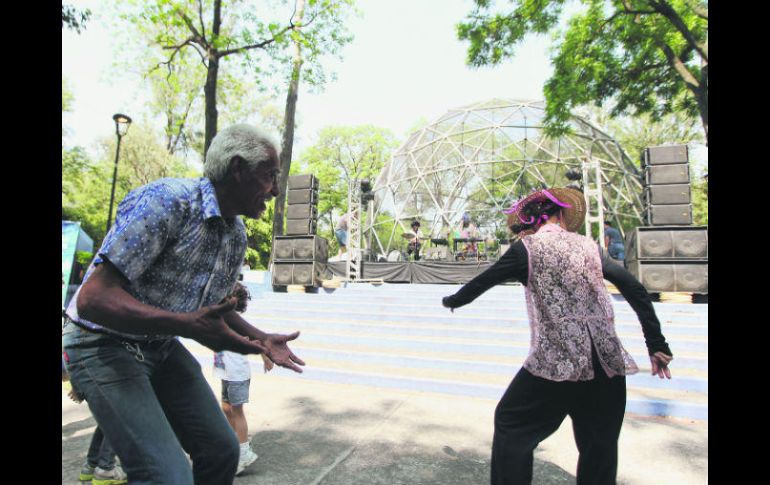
[
  {"left": 61, "top": 0, "right": 706, "bottom": 168},
  {"left": 62, "top": 0, "right": 553, "bottom": 157}
]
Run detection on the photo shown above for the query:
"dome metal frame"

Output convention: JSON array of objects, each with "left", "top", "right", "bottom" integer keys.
[{"left": 367, "top": 99, "right": 645, "bottom": 256}]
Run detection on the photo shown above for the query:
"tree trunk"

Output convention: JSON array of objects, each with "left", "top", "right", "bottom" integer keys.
[
  {"left": 203, "top": 56, "right": 219, "bottom": 156},
  {"left": 271, "top": 0, "right": 306, "bottom": 247},
  {"left": 203, "top": 0, "right": 222, "bottom": 157},
  {"left": 698, "top": 65, "right": 708, "bottom": 146}
]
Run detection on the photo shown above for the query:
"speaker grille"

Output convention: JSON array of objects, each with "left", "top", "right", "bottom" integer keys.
[
  {"left": 645, "top": 164, "right": 690, "bottom": 185},
  {"left": 645, "top": 205, "right": 692, "bottom": 226},
  {"left": 627, "top": 261, "right": 708, "bottom": 293},
  {"left": 643, "top": 145, "right": 688, "bottom": 166},
  {"left": 287, "top": 188, "right": 318, "bottom": 205},
  {"left": 286, "top": 204, "right": 318, "bottom": 220},
  {"left": 626, "top": 227, "right": 707, "bottom": 260},
  {"left": 287, "top": 174, "right": 319, "bottom": 190}
]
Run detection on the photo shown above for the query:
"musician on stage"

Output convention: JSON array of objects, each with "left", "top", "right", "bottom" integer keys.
[
  {"left": 458, "top": 212, "right": 479, "bottom": 256},
  {"left": 406, "top": 220, "right": 424, "bottom": 261}
]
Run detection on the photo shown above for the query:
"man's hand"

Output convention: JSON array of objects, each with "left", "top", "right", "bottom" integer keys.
[
  {"left": 650, "top": 352, "right": 673, "bottom": 379},
  {"left": 262, "top": 332, "right": 306, "bottom": 373},
  {"left": 260, "top": 353, "right": 274, "bottom": 373},
  {"left": 186, "top": 298, "right": 268, "bottom": 354}
]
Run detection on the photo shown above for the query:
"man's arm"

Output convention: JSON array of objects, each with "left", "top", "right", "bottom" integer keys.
[
  {"left": 222, "top": 309, "right": 306, "bottom": 373},
  {"left": 77, "top": 259, "right": 267, "bottom": 355},
  {"left": 223, "top": 310, "right": 268, "bottom": 341}
]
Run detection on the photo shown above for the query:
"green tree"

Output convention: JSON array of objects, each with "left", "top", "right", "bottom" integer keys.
[
  {"left": 62, "top": 4, "right": 91, "bottom": 33},
  {"left": 458, "top": 1, "right": 708, "bottom": 143},
  {"left": 62, "top": 123, "right": 196, "bottom": 247},
  {"left": 294, "top": 125, "right": 399, "bottom": 252},
  {"left": 583, "top": 105, "right": 707, "bottom": 226},
  {"left": 117, "top": 0, "right": 355, "bottom": 155}
]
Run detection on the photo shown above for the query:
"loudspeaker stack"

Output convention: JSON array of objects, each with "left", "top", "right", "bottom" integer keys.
[
  {"left": 625, "top": 145, "right": 707, "bottom": 294},
  {"left": 272, "top": 174, "right": 328, "bottom": 288}
]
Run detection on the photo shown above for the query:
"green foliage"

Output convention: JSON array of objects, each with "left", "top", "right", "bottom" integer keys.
[
  {"left": 458, "top": 1, "right": 708, "bottom": 139},
  {"left": 294, "top": 125, "right": 399, "bottom": 243},
  {"left": 75, "top": 251, "right": 94, "bottom": 267},
  {"left": 62, "top": 4, "right": 91, "bottom": 33},
  {"left": 62, "top": 122, "right": 196, "bottom": 247},
  {"left": 691, "top": 175, "right": 707, "bottom": 226},
  {"left": 243, "top": 200, "right": 276, "bottom": 270},
  {"left": 111, "top": 0, "right": 356, "bottom": 154},
  {"left": 582, "top": 105, "right": 707, "bottom": 228},
  {"left": 62, "top": 77, "right": 74, "bottom": 114}
]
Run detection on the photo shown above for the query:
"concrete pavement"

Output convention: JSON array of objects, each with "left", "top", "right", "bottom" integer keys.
[{"left": 62, "top": 369, "right": 707, "bottom": 484}]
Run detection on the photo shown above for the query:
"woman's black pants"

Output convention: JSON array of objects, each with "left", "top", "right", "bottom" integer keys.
[{"left": 491, "top": 353, "right": 627, "bottom": 485}]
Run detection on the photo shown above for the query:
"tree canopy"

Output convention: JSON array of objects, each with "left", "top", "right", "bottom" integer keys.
[{"left": 457, "top": 0, "right": 708, "bottom": 143}]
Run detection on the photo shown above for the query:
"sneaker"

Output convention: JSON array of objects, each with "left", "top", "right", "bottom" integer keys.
[
  {"left": 236, "top": 448, "right": 258, "bottom": 475},
  {"left": 91, "top": 465, "right": 128, "bottom": 485},
  {"left": 78, "top": 464, "right": 95, "bottom": 481}
]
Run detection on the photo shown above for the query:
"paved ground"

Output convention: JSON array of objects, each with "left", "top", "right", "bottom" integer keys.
[{"left": 62, "top": 368, "right": 708, "bottom": 484}]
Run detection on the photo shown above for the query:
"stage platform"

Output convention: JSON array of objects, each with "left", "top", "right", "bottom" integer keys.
[{"left": 326, "top": 260, "right": 496, "bottom": 284}]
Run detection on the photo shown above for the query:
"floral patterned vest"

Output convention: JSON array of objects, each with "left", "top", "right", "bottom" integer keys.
[{"left": 521, "top": 224, "right": 638, "bottom": 381}]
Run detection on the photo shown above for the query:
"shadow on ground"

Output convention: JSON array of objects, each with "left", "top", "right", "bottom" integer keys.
[{"left": 62, "top": 395, "right": 576, "bottom": 485}]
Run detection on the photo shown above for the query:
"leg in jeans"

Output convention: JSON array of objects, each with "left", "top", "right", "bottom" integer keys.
[
  {"left": 152, "top": 340, "right": 240, "bottom": 485},
  {"left": 87, "top": 427, "right": 118, "bottom": 470},
  {"left": 491, "top": 368, "right": 570, "bottom": 485},
  {"left": 65, "top": 338, "right": 195, "bottom": 485},
  {"left": 570, "top": 360, "right": 627, "bottom": 485}
]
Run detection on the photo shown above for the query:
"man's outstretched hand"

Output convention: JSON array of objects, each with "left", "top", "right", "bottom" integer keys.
[
  {"left": 262, "top": 332, "right": 305, "bottom": 373},
  {"left": 186, "top": 298, "right": 268, "bottom": 355}
]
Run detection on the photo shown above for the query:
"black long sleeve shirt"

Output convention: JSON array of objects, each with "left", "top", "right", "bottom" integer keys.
[{"left": 443, "top": 240, "right": 672, "bottom": 356}]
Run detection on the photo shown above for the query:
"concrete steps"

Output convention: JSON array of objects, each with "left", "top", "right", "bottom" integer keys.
[{"left": 195, "top": 278, "right": 707, "bottom": 420}]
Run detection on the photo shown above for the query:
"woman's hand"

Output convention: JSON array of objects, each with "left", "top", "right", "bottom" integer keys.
[{"left": 650, "top": 352, "right": 673, "bottom": 379}]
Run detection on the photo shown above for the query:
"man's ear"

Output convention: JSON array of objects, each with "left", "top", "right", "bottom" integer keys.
[{"left": 229, "top": 156, "right": 246, "bottom": 183}]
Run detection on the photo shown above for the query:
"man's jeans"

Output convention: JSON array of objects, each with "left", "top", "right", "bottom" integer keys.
[
  {"left": 63, "top": 323, "right": 239, "bottom": 485},
  {"left": 86, "top": 426, "right": 117, "bottom": 470}
]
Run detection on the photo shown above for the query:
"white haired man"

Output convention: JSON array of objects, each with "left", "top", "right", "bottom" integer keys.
[{"left": 62, "top": 124, "right": 305, "bottom": 484}]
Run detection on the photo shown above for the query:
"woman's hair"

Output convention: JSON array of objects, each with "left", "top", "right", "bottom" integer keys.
[
  {"left": 204, "top": 124, "right": 278, "bottom": 183},
  {"left": 509, "top": 200, "right": 563, "bottom": 235}
]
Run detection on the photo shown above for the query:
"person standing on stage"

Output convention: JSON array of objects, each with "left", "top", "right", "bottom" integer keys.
[
  {"left": 62, "top": 124, "right": 306, "bottom": 485},
  {"left": 604, "top": 220, "right": 625, "bottom": 262},
  {"left": 458, "top": 212, "right": 479, "bottom": 256},
  {"left": 442, "top": 187, "right": 673, "bottom": 485},
  {"left": 406, "top": 220, "right": 424, "bottom": 261},
  {"left": 334, "top": 209, "right": 358, "bottom": 258}
]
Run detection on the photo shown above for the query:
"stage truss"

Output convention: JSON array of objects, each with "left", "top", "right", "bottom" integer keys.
[{"left": 367, "top": 99, "right": 644, "bottom": 256}]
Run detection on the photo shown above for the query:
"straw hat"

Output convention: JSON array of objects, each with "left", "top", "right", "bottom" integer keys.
[{"left": 505, "top": 187, "right": 586, "bottom": 236}]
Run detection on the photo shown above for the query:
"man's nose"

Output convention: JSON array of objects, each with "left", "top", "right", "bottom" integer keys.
[{"left": 269, "top": 183, "right": 280, "bottom": 198}]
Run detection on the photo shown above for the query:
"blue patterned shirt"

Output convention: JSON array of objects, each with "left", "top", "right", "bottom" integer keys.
[{"left": 66, "top": 178, "right": 247, "bottom": 341}]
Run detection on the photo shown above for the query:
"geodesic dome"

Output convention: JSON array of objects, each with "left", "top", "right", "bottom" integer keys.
[{"left": 368, "top": 99, "right": 644, "bottom": 255}]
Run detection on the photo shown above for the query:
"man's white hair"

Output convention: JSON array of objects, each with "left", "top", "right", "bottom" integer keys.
[{"left": 204, "top": 124, "right": 279, "bottom": 183}]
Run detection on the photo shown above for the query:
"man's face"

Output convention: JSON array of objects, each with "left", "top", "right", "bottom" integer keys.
[{"left": 235, "top": 146, "right": 281, "bottom": 219}]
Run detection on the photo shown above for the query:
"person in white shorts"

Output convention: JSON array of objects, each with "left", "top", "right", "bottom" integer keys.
[{"left": 213, "top": 282, "right": 274, "bottom": 475}]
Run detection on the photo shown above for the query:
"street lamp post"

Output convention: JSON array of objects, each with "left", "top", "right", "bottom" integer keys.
[{"left": 105, "top": 113, "right": 132, "bottom": 235}]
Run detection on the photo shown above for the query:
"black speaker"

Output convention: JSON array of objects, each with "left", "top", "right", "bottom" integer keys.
[
  {"left": 626, "top": 261, "right": 708, "bottom": 293},
  {"left": 287, "top": 188, "right": 319, "bottom": 205},
  {"left": 644, "top": 184, "right": 691, "bottom": 205},
  {"left": 643, "top": 145, "right": 688, "bottom": 166},
  {"left": 644, "top": 164, "right": 690, "bottom": 186},
  {"left": 273, "top": 235, "right": 328, "bottom": 262},
  {"left": 272, "top": 261, "right": 326, "bottom": 287},
  {"left": 286, "top": 204, "right": 318, "bottom": 220},
  {"left": 645, "top": 204, "right": 692, "bottom": 226},
  {"left": 287, "top": 174, "right": 319, "bottom": 190},
  {"left": 625, "top": 227, "right": 708, "bottom": 261},
  {"left": 285, "top": 218, "right": 317, "bottom": 235}
]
